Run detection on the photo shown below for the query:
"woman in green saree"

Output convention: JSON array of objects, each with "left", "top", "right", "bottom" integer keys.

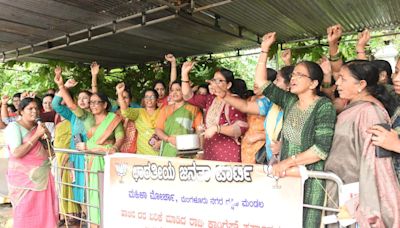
[
  {"left": 55, "top": 73, "right": 125, "bottom": 227},
  {"left": 155, "top": 81, "right": 203, "bottom": 157},
  {"left": 254, "top": 33, "right": 336, "bottom": 228}
]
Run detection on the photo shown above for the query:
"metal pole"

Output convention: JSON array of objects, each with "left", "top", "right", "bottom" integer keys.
[
  {"left": 192, "top": 0, "right": 232, "bottom": 12},
  {"left": 0, "top": 0, "right": 233, "bottom": 63}
]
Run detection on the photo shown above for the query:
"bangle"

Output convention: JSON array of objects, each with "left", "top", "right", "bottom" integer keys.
[
  {"left": 261, "top": 50, "right": 269, "bottom": 54},
  {"left": 59, "top": 85, "right": 65, "bottom": 89},
  {"left": 181, "top": 80, "right": 190, "bottom": 83},
  {"left": 291, "top": 155, "right": 298, "bottom": 166},
  {"left": 216, "top": 125, "right": 221, "bottom": 134},
  {"left": 321, "top": 82, "right": 332, "bottom": 89},
  {"left": 328, "top": 51, "right": 342, "bottom": 62},
  {"left": 27, "top": 141, "right": 33, "bottom": 147}
]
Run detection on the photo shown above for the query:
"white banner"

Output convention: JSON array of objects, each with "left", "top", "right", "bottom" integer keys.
[{"left": 104, "top": 153, "right": 304, "bottom": 228}]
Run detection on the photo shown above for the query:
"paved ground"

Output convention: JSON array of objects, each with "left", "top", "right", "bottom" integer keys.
[{"left": 0, "top": 202, "right": 12, "bottom": 228}]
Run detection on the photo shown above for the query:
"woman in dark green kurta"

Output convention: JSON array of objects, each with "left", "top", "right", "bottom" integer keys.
[{"left": 256, "top": 33, "right": 336, "bottom": 228}]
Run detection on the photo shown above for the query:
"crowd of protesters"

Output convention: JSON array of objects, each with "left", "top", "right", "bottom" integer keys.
[{"left": 2, "top": 24, "right": 400, "bottom": 228}]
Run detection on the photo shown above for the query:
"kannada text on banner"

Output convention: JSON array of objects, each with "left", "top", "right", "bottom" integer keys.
[{"left": 103, "top": 153, "right": 304, "bottom": 228}]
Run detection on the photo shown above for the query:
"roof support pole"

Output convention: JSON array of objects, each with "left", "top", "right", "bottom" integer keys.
[
  {"left": 0, "top": 5, "right": 175, "bottom": 62},
  {"left": 0, "top": 0, "right": 243, "bottom": 63}
]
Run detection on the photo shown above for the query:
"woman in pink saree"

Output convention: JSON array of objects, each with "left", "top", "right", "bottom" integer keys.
[{"left": 5, "top": 97, "right": 58, "bottom": 228}]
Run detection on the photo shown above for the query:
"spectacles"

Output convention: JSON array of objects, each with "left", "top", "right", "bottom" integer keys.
[
  {"left": 290, "top": 72, "right": 311, "bottom": 79},
  {"left": 144, "top": 95, "right": 156, "bottom": 100},
  {"left": 210, "top": 78, "right": 226, "bottom": 84},
  {"left": 89, "top": 100, "right": 104, "bottom": 106}
]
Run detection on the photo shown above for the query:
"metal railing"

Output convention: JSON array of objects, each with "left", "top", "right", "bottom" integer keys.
[
  {"left": 54, "top": 148, "right": 106, "bottom": 227},
  {"left": 2, "top": 145, "right": 347, "bottom": 227},
  {"left": 304, "top": 170, "right": 344, "bottom": 213}
]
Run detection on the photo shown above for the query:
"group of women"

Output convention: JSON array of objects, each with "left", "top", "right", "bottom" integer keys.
[{"left": 4, "top": 24, "right": 400, "bottom": 228}]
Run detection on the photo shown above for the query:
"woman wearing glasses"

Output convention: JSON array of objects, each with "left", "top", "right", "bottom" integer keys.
[
  {"left": 254, "top": 32, "right": 336, "bottom": 228},
  {"left": 116, "top": 83, "right": 162, "bottom": 155},
  {"left": 55, "top": 72, "right": 125, "bottom": 227},
  {"left": 181, "top": 64, "right": 248, "bottom": 162}
]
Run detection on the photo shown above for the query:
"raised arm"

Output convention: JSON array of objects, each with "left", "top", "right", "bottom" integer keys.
[
  {"left": 91, "top": 61, "right": 100, "bottom": 93},
  {"left": 281, "top": 49, "right": 292, "bottom": 66},
  {"left": 327, "top": 24, "right": 343, "bottom": 73},
  {"left": 211, "top": 81, "right": 260, "bottom": 115},
  {"left": 52, "top": 79, "right": 78, "bottom": 120},
  {"left": 356, "top": 29, "right": 370, "bottom": 60},
  {"left": 181, "top": 61, "right": 196, "bottom": 100},
  {"left": 255, "top": 32, "right": 276, "bottom": 88},
  {"left": 54, "top": 67, "right": 78, "bottom": 111},
  {"left": 116, "top": 82, "right": 128, "bottom": 111},
  {"left": 1, "top": 95, "right": 10, "bottom": 121},
  {"left": 165, "top": 54, "right": 177, "bottom": 87},
  {"left": 0, "top": 99, "right": 8, "bottom": 129},
  {"left": 256, "top": 33, "right": 296, "bottom": 108},
  {"left": 319, "top": 57, "right": 336, "bottom": 100}
]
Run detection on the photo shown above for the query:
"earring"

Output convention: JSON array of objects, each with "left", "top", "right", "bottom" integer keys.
[{"left": 358, "top": 88, "right": 362, "bottom": 93}]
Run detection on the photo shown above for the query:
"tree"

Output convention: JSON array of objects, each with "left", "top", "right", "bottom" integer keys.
[{"left": 0, "top": 30, "right": 398, "bottom": 99}]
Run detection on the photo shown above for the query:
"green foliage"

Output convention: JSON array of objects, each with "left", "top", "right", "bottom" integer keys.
[{"left": 0, "top": 30, "right": 398, "bottom": 100}]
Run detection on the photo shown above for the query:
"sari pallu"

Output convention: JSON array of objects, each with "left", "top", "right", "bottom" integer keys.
[
  {"left": 119, "top": 117, "right": 137, "bottom": 153},
  {"left": 86, "top": 112, "right": 123, "bottom": 225},
  {"left": 160, "top": 104, "right": 200, "bottom": 157},
  {"left": 121, "top": 108, "right": 161, "bottom": 155},
  {"left": 391, "top": 107, "right": 400, "bottom": 183},
  {"left": 7, "top": 127, "right": 58, "bottom": 228},
  {"left": 325, "top": 101, "right": 400, "bottom": 227}
]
